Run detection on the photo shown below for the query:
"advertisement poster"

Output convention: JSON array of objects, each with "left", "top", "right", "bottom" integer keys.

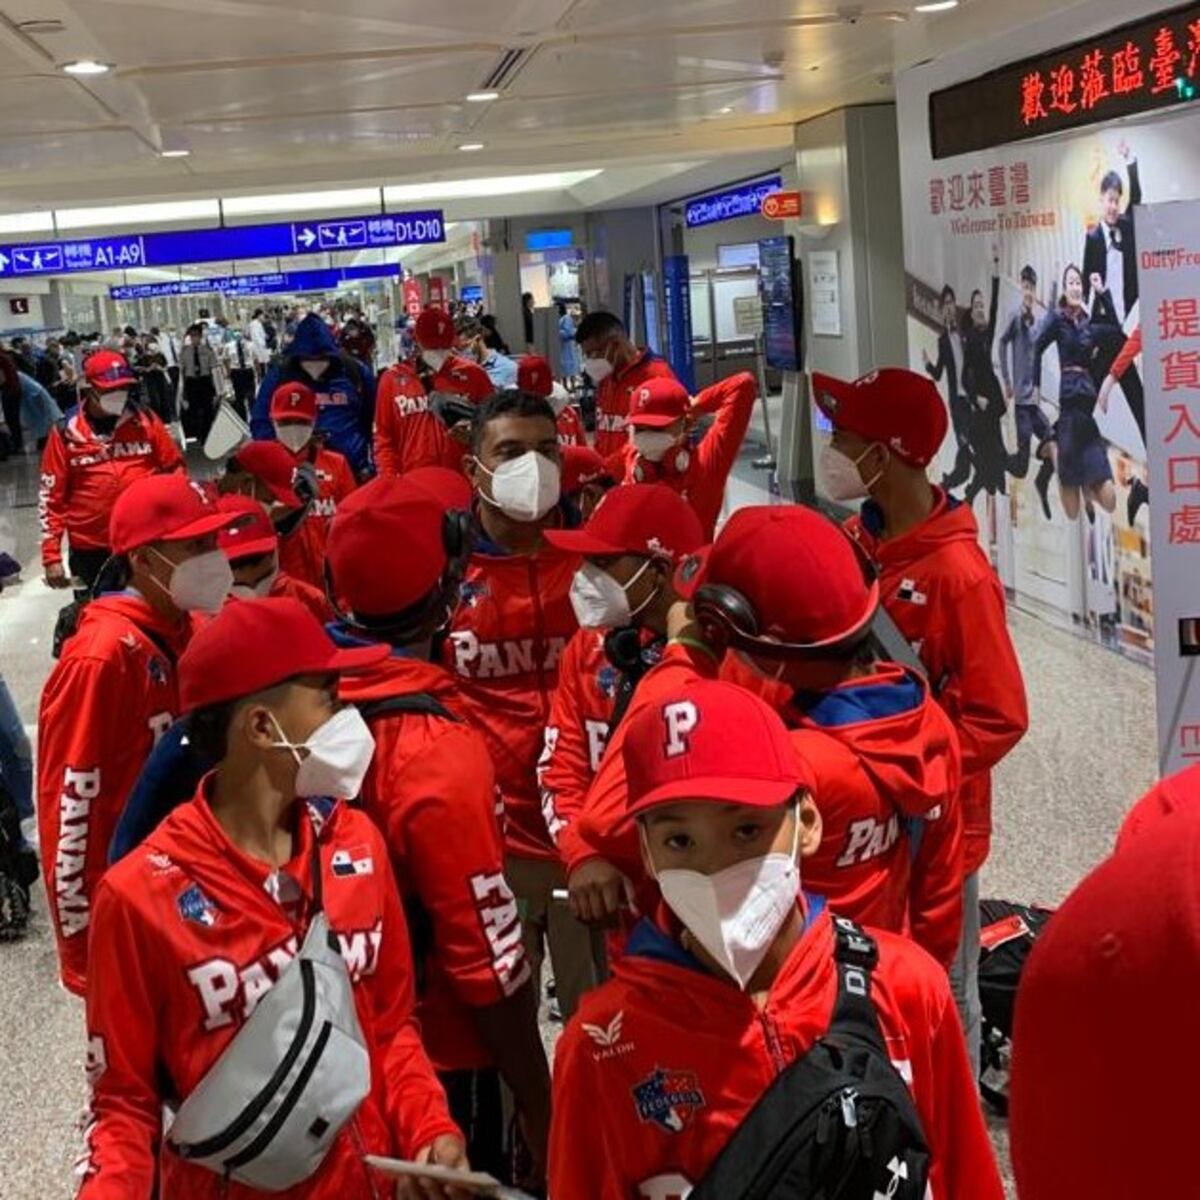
[
  {"left": 759, "top": 235, "right": 801, "bottom": 372},
  {"left": 808, "top": 250, "right": 841, "bottom": 337},
  {"left": 892, "top": 67, "right": 1200, "bottom": 664},
  {"left": 402, "top": 278, "right": 423, "bottom": 319},
  {"left": 1136, "top": 200, "right": 1200, "bottom": 773}
]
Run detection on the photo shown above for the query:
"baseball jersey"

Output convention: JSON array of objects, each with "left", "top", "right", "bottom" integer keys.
[
  {"left": 847, "top": 492, "right": 1028, "bottom": 876},
  {"left": 594, "top": 351, "right": 679, "bottom": 459},
  {"left": 275, "top": 441, "right": 356, "bottom": 590},
  {"left": 549, "top": 908, "right": 1004, "bottom": 1200},
  {"left": 444, "top": 538, "right": 580, "bottom": 862},
  {"left": 339, "top": 649, "right": 531, "bottom": 1071},
  {"left": 374, "top": 363, "right": 460, "bottom": 477},
  {"left": 78, "top": 785, "right": 459, "bottom": 1200},
  {"left": 37, "top": 592, "right": 192, "bottom": 995},
  {"left": 556, "top": 403, "right": 587, "bottom": 448},
  {"left": 39, "top": 405, "right": 184, "bottom": 565}
]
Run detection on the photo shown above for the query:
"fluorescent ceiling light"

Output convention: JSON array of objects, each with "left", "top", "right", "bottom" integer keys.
[
  {"left": 458, "top": 142, "right": 485, "bottom": 152},
  {"left": 466, "top": 91, "right": 499, "bottom": 102},
  {"left": 55, "top": 198, "right": 220, "bottom": 230},
  {"left": 914, "top": 1, "right": 957, "bottom": 10},
  {"left": 384, "top": 170, "right": 602, "bottom": 204},
  {"left": 221, "top": 187, "right": 381, "bottom": 217},
  {"left": 159, "top": 149, "right": 191, "bottom": 159},
  {"left": 0, "top": 211, "right": 55, "bottom": 235},
  {"left": 61, "top": 59, "right": 112, "bottom": 75}
]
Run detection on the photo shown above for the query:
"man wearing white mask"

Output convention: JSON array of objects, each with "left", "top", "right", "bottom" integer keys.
[
  {"left": 549, "top": 678, "right": 1004, "bottom": 1200},
  {"left": 447, "top": 389, "right": 595, "bottom": 1020},
  {"left": 37, "top": 473, "right": 239, "bottom": 996},
  {"left": 39, "top": 350, "right": 184, "bottom": 592}
]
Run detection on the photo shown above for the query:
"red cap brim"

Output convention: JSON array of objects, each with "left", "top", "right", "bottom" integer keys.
[
  {"left": 627, "top": 412, "right": 682, "bottom": 429},
  {"left": 673, "top": 544, "right": 713, "bottom": 599},
  {"left": 92, "top": 374, "right": 138, "bottom": 390},
  {"left": 328, "top": 644, "right": 391, "bottom": 674},
  {"left": 543, "top": 528, "right": 626, "bottom": 556},
  {"left": 159, "top": 511, "right": 241, "bottom": 544},
  {"left": 265, "top": 479, "right": 303, "bottom": 508},
  {"left": 810, "top": 372, "right": 850, "bottom": 425},
  {"left": 223, "top": 534, "right": 277, "bottom": 560},
  {"left": 625, "top": 774, "right": 803, "bottom": 820}
]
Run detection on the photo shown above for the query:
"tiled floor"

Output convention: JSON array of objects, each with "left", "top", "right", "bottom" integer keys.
[{"left": 0, "top": 432, "right": 1156, "bottom": 1197}]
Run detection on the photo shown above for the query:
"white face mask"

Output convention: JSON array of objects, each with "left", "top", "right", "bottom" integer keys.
[
  {"left": 647, "top": 811, "right": 801, "bottom": 990},
  {"left": 300, "top": 358, "right": 329, "bottom": 380},
  {"left": 582, "top": 355, "right": 613, "bottom": 385},
  {"left": 275, "top": 422, "right": 313, "bottom": 454},
  {"left": 230, "top": 565, "right": 278, "bottom": 600},
  {"left": 422, "top": 347, "right": 450, "bottom": 372},
  {"left": 632, "top": 429, "right": 679, "bottom": 464},
  {"left": 270, "top": 706, "right": 376, "bottom": 800},
  {"left": 817, "top": 443, "right": 881, "bottom": 502},
  {"left": 476, "top": 451, "right": 561, "bottom": 523},
  {"left": 150, "top": 547, "right": 233, "bottom": 614},
  {"left": 98, "top": 390, "right": 129, "bottom": 416},
  {"left": 570, "top": 559, "right": 657, "bottom": 629}
]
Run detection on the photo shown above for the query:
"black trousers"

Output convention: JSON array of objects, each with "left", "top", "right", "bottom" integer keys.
[
  {"left": 439, "top": 1068, "right": 507, "bottom": 1181},
  {"left": 1, "top": 391, "right": 22, "bottom": 452},
  {"left": 182, "top": 375, "right": 217, "bottom": 440},
  {"left": 229, "top": 367, "right": 256, "bottom": 421},
  {"left": 68, "top": 546, "right": 112, "bottom": 592}
]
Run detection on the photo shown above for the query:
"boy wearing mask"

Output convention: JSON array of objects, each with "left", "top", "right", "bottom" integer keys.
[{"left": 549, "top": 680, "right": 1002, "bottom": 1199}]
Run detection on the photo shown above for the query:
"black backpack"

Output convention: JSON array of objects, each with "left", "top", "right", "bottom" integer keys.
[
  {"left": 977, "top": 898, "right": 1054, "bottom": 1115},
  {"left": 691, "top": 917, "right": 930, "bottom": 1200},
  {"left": 0, "top": 771, "right": 38, "bottom": 940}
]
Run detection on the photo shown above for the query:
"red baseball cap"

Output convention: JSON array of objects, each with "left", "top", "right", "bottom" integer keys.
[
  {"left": 328, "top": 476, "right": 449, "bottom": 617},
  {"left": 1010, "top": 809, "right": 1200, "bottom": 1200},
  {"left": 217, "top": 494, "right": 278, "bottom": 560},
  {"left": 517, "top": 355, "right": 553, "bottom": 398},
  {"left": 178, "top": 596, "right": 389, "bottom": 713},
  {"left": 676, "top": 506, "right": 877, "bottom": 649},
  {"left": 270, "top": 381, "right": 318, "bottom": 423},
  {"left": 622, "top": 679, "right": 815, "bottom": 817},
  {"left": 109, "top": 475, "right": 237, "bottom": 554},
  {"left": 404, "top": 465, "right": 474, "bottom": 512},
  {"left": 545, "top": 483, "right": 704, "bottom": 562},
  {"left": 561, "top": 445, "right": 614, "bottom": 496},
  {"left": 229, "top": 441, "right": 303, "bottom": 507},
  {"left": 626, "top": 377, "right": 690, "bottom": 429},
  {"left": 432, "top": 358, "right": 494, "bottom": 404},
  {"left": 84, "top": 349, "right": 137, "bottom": 391},
  {"left": 811, "top": 368, "right": 948, "bottom": 467},
  {"left": 415, "top": 307, "right": 455, "bottom": 351}
]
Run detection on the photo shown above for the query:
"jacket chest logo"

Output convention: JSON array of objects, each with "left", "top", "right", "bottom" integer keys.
[
  {"left": 632, "top": 1067, "right": 706, "bottom": 1133},
  {"left": 895, "top": 578, "right": 928, "bottom": 606}
]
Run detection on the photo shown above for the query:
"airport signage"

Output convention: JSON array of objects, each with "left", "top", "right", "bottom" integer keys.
[
  {"left": 684, "top": 176, "right": 783, "bottom": 229},
  {"left": 109, "top": 263, "right": 399, "bottom": 301},
  {"left": 0, "top": 210, "right": 444, "bottom": 280}
]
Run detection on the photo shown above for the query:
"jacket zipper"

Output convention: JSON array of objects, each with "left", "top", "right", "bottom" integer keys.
[
  {"left": 758, "top": 1008, "right": 787, "bottom": 1074},
  {"left": 527, "top": 557, "right": 550, "bottom": 720},
  {"left": 350, "top": 1119, "right": 384, "bottom": 1200}
]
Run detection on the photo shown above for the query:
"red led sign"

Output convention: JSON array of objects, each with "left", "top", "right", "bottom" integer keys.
[{"left": 930, "top": 2, "right": 1200, "bottom": 159}]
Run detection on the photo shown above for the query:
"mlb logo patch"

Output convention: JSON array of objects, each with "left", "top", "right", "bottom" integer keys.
[
  {"left": 896, "top": 578, "right": 927, "bottom": 606},
  {"left": 633, "top": 1068, "right": 706, "bottom": 1134},
  {"left": 177, "top": 883, "right": 218, "bottom": 928},
  {"left": 331, "top": 847, "right": 374, "bottom": 877}
]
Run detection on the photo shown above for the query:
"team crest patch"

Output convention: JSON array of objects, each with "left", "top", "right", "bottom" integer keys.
[
  {"left": 459, "top": 580, "right": 490, "bottom": 607},
  {"left": 633, "top": 1068, "right": 706, "bottom": 1133},
  {"left": 331, "top": 847, "right": 374, "bottom": 877},
  {"left": 896, "top": 578, "right": 927, "bottom": 606},
  {"left": 597, "top": 665, "right": 620, "bottom": 700},
  {"left": 177, "top": 883, "right": 218, "bottom": 927}
]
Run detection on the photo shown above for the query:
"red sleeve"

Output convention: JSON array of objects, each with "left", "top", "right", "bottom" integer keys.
[
  {"left": 539, "top": 634, "right": 599, "bottom": 851},
  {"left": 694, "top": 371, "right": 755, "bottom": 483},
  {"left": 369, "top": 831, "right": 461, "bottom": 1157},
  {"left": 940, "top": 576, "right": 1028, "bottom": 779},
  {"left": 38, "top": 426, "right": 68, "bottom": 567},
  {"left": 36, "top": 655, "right": 123, "bottom": 994},
  {"left": 906, "top": 724, "right": 964, "bottom": 971},
  {"left": 559, "top": 407, "right": 586, "bottom": 447},
  {"left": 388, "top": 724, "right": 530, "bottom": 1005},
  {"left": 76, "top": 879, "right": 162, "bottom": 1200},
  {"left": 1110, "top": 325, "right": 1142, "bottom": 380},
  {"left": 148, "top": 414, "right": 185, "bottom": 473},
  {"left": 548, "top": 1021, "right": 628, "bottom": 1200},
  {"left": 602, "top": 443, "right": 633, "bottom": 485},
  {"left": 373, "top": 371, "right": 400, "bottom": 478}
]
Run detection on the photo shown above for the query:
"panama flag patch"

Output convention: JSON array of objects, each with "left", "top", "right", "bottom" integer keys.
[{"left": 331, "top": 846, "right": 374, "bottom": 877}]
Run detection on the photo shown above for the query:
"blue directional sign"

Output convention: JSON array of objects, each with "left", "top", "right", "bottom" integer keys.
[
  {"left": 0, "top": 210, "right": 443, "bottom": 280},
  {"left": 109, "top": 262, "right": 399, "bottom": 301},
  {"left": 684, "top": 176, "right": 783, "bottom": 229}
]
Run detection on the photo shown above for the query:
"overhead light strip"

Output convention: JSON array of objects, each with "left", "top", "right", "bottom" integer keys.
[{"left": 55, "top": 199, "right": 221, "bottom": 231}]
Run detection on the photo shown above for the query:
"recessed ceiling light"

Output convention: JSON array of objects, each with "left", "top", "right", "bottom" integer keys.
[
  {"left": 159, "top": 149, "right": 191, "bottom": 158},
  {"left": 914, "top": 0, "right": 958, "bottom": 11},
  {"left": 718, "top": 105, "right": 734, "bottom": 114},
  {"left": 458, "top": 142, "right": 485, "bottom": 152},
  {"left": 466, "top": 91, "right": 499, "bottom": 102},
  {"left": 61, "top": 59, "right": 112, "bottom": 75}
]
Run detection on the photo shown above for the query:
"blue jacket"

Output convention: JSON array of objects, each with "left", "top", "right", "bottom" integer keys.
[{"left": 251, "top": 314, "right": 376, "bottom": 475}]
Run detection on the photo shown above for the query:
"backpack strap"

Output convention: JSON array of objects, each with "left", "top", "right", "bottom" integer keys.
[
  {"left": 826, "top": 915, "right": 889, "bottom": 1058},
  {"left": 356, "top": 692, "right": 461, "bottom": 724}
]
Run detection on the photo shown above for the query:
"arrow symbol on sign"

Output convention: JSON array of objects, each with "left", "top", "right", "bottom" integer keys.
[
  {"left": 297, "top": 227, "right": 316, "bottom": 248},
  {"left": 0, "top": 252, "right": 8, "bottom": 272}
]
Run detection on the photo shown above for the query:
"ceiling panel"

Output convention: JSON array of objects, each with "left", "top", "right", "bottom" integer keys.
[
  {"left": 0, "top": 77, "right": 111, "bottom": 132},
  {"left": 0, "top": 128, "right": 156, "bottom": 174}
]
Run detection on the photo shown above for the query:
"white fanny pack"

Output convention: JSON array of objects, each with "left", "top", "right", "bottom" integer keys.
[{"left": 168, "top": 830, "right": 371, "bottom": 1192}]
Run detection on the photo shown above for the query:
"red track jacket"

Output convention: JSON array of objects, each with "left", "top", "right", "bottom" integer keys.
[
  {"left": 609, "top": 372, "right": 756, "bottom": 538},
  {"left": 594, "top": 352, "right": 679, "bottom": 459},
  {"left": 549, "top": 907, "right": 1003, "bottom": 1200},
  {"left": 37, "top": 592, "right": 192, "bottom": 995},
  {"left": 339, "top": 651, "right": 531, "bottom": 1072},
  {"left": 39, "top": 405, "right": 184, "bottom": 566},
  {"left": 445, "top": 537, "right": 579, "bottom": 862},
  {"left": 373, "top": 359, "right": 478, "bottom": 478},
  {"left": 269, "top": 569, "right": 333, "bottom": 623},
  {"left": 78, "top": 784, "right": 459, "bottom": 1200},
  {"left": 729, "top": 659, "right": 964, "bottom": 969},
  {"left": 557, "top": 404, "right": 587, "bottom": 448},
  {"left": 275, "top": 441, "right": 356, "bottom": 590},
  {"left": 847, "top": 492, "right": 1028, "bottom": 875}
]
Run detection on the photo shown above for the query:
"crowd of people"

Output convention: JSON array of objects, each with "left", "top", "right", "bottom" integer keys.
[{"left": 0, "top": 295, "right": 1178, "bottom": 1199}]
